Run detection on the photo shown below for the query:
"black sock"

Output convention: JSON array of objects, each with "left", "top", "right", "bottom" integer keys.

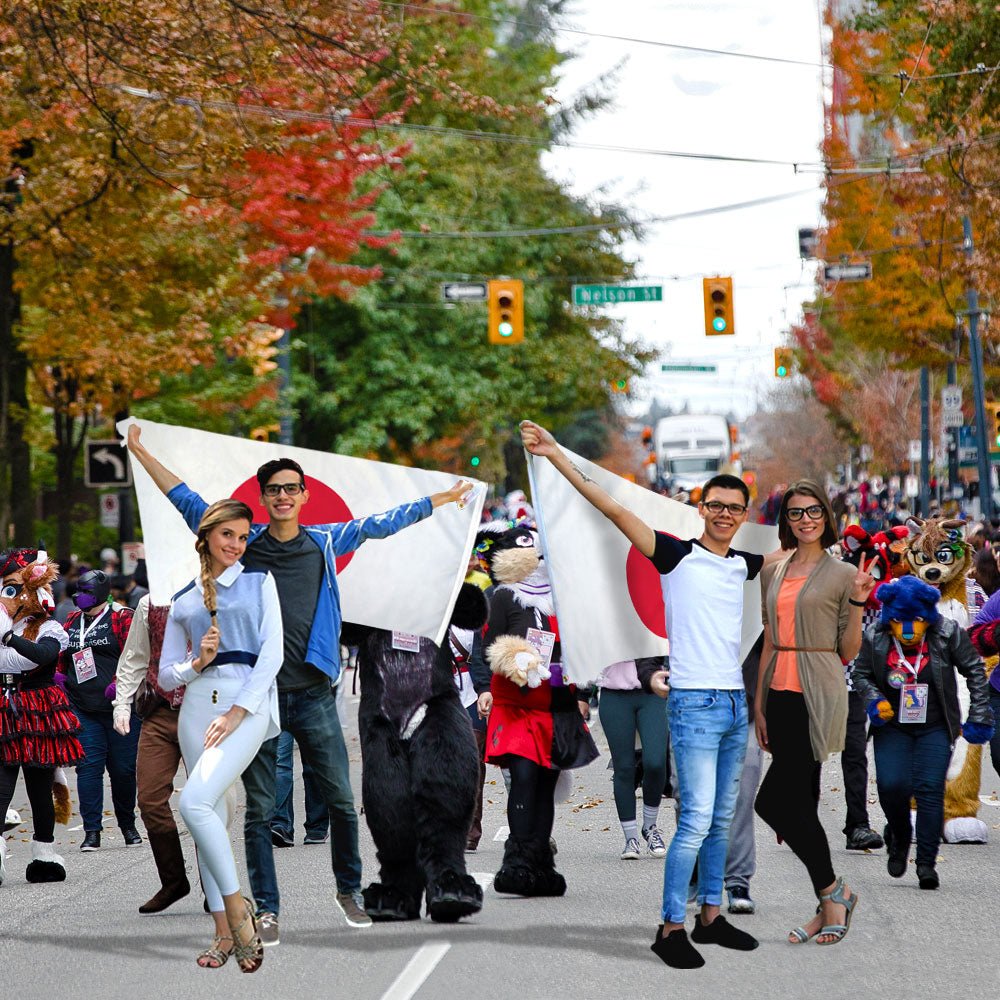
[
  {"left": 650, "top": 926, "right": 705, "bottom": 969},
  {"left": 691, "top": 914, "right": 759, "bottom": 951}
]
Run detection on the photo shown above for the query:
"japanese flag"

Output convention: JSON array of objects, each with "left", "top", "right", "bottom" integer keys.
[
  {"left": 117, "top": 418, "right": 485, "bottom": 643},
  {"left": 526, "top": 447, "right": 778, "bottom": 685}
]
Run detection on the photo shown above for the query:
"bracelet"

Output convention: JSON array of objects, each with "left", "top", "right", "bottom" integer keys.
[
  {"left": 1, "top": 629, "right": 13, "bottom": 646},
  {"left": 848, "top": 598, "right": 867, "bottom": 607}
]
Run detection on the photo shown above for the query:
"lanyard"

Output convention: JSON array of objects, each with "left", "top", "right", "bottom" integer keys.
[
  {"left": 78, "top": 606, "right": 110, "bottom": 646},
  {"left": 890, "top": 636, "right": 926, "bottom": 680}
]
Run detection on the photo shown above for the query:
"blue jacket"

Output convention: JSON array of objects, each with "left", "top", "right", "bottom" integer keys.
[{"left": 167, "top": 482, "right": 433, "bottom": 682}]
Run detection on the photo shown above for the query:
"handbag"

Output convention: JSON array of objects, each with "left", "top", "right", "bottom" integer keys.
[{"left": 133, "top": 677, "right": 165, "bottom": 720}]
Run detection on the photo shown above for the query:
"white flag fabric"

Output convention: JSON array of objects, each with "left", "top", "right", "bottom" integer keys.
[
  {"left": 117, "top": 418, "right": 485, "bottom": 644},
  {"left": 526, "top": 447, "right": 778, "bottom": 685}
]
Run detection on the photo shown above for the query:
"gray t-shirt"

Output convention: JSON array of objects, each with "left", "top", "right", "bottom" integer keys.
[{"left": 245, "top": 528, "right": 325, "bottom": 691}]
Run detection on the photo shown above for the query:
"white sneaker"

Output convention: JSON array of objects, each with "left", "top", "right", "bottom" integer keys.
[
  {"left": 620, "top": 837, "right": 641, "bottom": 860},
  {"left": 0, "top": 837, "right": 7, "bottom": 886}
]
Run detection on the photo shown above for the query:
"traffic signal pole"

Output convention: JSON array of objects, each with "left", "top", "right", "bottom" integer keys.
[{"left": 964, "top": 216, "right": 993, "bottom": 521}]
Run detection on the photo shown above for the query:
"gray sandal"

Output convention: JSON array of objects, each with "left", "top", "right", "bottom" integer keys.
[
  {"left": 816, "top": 877, "right": 858, "bottom": 945},
  {"left": 788, "top": 904, "right": 821, "bottom": 944}
]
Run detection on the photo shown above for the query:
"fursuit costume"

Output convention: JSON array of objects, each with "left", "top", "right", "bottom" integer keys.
[
  {"left": 478, "top": 522, "right": 598, "bottom": 897},
  {"left": 0, "top": 547, "right": 79, "bottom": 886},
  {"left": 853, "top": 575, "right": 993, "bottom": 887},
  {"left": 345, "top": 582, "right": 488, "bottom": 923}
]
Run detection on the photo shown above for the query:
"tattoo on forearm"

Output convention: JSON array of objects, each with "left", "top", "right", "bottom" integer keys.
[{"left": 569, "top": 461, "right": 594, "bottom": 484}]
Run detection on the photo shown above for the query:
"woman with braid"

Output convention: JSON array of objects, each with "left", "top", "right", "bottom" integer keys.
[{"left": 159, "top": 499, "right": 283, "bottom": 973}]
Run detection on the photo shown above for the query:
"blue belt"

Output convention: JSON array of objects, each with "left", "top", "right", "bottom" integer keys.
[{"left": 212, "top": 651, "right": 259, "bottom": 668}]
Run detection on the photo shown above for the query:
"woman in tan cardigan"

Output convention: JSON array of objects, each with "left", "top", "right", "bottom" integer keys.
[{"left": 753, "top": 480, "right": 875, "bottom": 946}]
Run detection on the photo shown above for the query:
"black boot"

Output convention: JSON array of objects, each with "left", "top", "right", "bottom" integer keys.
[
  {"left": 426, "top": 870, "right": 483, "bottom": 923},
  {"left": 139, "top": 831, "right": 191, "bottom": 913},
  {"left": 526, "top": 837, "right": 566, "bottom": 897},
  {"left": 362, "top": 882, "right": 422, "bottom": 921},
  {"left": 492, "top": 836, "right": 537, "bottom": 896},
  {"left": 884, "top": 824, "right": 909, "bottom": 879}
]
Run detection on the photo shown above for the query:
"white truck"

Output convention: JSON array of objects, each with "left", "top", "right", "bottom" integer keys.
[{"left": 654, "top": 414, "right": 735, "bottom": 493}]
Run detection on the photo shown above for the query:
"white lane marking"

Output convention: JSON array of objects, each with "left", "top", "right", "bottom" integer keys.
[
  {"left": 492, "top": 825, "right": 509, "bottom": 842},
  {"left": 379, "top": 942, "right": 451, "bottom": 1000},
  {"left": 470, "top": 872, "right": 494, "bottom": 890},
  {"left": 67, "top": 824, "right": 83, "bottom": 832},
  {"left": 979, "top": 795, "right": 1000, "bottom": 807}
]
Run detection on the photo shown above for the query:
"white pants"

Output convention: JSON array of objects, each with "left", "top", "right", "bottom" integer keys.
[{"left": 178, "top": 671, "right": 268, "bottom": 913}]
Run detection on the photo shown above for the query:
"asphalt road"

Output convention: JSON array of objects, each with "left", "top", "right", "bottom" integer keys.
[{"left": 4, "top": 683, "right": 1000, "bottom": 1000}]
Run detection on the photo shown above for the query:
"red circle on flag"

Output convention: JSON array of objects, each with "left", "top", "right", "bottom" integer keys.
[
  {"left": 230, "top": 476, "right": 357, "bottom": 573},
  {"left": 625, "top": 544, "right": 667, "bottom": 638}
]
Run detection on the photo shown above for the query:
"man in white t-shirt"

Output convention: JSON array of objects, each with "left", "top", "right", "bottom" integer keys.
[{"left": 520, "top": 420, "right": 762, "bottom": 970}]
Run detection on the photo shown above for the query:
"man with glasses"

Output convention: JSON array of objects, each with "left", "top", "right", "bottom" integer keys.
[
  {"left": 520, "top": 420, "right": 763, "bottom": 970},
  {"left": 126, "top": 428, "right": 469, "bottom": 941}
]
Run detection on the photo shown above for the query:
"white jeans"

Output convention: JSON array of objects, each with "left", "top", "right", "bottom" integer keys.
[{"left": 178, "top": 671, "right": 268, "bottom": 912}]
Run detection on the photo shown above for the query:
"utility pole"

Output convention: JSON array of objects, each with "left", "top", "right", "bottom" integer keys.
[
  {"left": 919, "top": 366, "right": 930, "bottom": 516},
  {"left": 964, "top": 216, "right": 993, "bottom": 521},
  {"left": 946, "top": 356, "right": 960, "bottom": 503}
]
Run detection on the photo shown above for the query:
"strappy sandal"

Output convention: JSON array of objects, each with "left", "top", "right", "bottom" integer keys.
[
  {"left": 196, "top": 935, "right": 232, "bottom": 969},
  {"left": 788, "top": 904, "right": 822, "bottom": 944},
  {"left": 816, "top": 876, "right": 858, "bottom": 946},
  {"left": 229, "top": 897, "right": 264, "bottom": 973}
]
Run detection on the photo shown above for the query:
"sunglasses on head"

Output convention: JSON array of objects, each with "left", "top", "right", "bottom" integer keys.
[
  {"left": 262, "top": 482, "right": 305, "bottom": 497},
  {"left": 702, "top": 500, "right": 747, "bottom": 516}
]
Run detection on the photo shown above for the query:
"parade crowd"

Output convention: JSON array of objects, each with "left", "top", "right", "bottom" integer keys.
[{"left": 3, "top": 420, "right": 1000, "bottom": 973}]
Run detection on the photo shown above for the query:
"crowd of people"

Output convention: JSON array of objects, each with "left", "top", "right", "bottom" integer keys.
[{"left": 2, "top": 419, "right": 1000, "bottom": 974}]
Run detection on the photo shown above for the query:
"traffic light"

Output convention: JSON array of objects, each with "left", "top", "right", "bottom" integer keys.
[
  {"left": 703, "top": 276, "right": 734, "bottom": 336},
  {"left": 250, "top": 423, "right": 280, "bottom": 442},
  {"left": 488, "top": 278, "right": 524, "bottom": 344},
  {"left": 798, "top": 227, "right": 818, "bottom": 260},
  {"left": 611, "top": 377, "right": 630, "bottom": 394},
  {"left": 774, "top": 347, "right": 793, "bottom": 378},
  {"left": 469, "top": 455, "right": 481, "bottom": 468},
  {"left": 986, "top": 401, "right": 1000, "bottom": 448}
]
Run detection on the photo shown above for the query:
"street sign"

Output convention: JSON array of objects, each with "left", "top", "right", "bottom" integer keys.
[
  {"left": 942, "top": 408, "right": 963, "bottom": 428},
  {"left": 440, "top": 282, "right": 488, "bottom": 302},
  {"left": 823, "top": 261, "right": 872, "bottom": 282},
  {"left": 573, "top": 284, "right": 663, "bottom": 305},
  {"left": 904, "top": 474, "right": 919, "bottom": 498},
  {"left": 98, "top": 494, "right": 120, "bottom": 529},
  {"left": 859, "top": 444, "right": 873, "bottom": 462},
  {"left": 959, "top": 425, "right": 978, "bottom": 467},
  {"left": 908, "top": 439, "right": 922, "bottom": 462},
  {"left": 121, "top": 542, "right": 144, "bottom": 576},
  {"left": 85, "top": 441, "right": 132, "bottom": 488},
  {"left": 660, "top": 363, "right": 718, "bottom": 373},
  {"left": 941, "top": 386, "right": 962, "bottom": 410}
]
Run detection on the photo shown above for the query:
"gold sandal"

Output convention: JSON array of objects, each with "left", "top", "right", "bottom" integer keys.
[
  {"left": 229, "top": 897, "right": 264, "bottom": 974},
  {"left": 196, "top": 935, "right": 232, "bottom": 969}
]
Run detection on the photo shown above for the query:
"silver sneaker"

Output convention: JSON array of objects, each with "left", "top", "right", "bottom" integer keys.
[
  {"left": 620, "top": 837, "right": 642, "bottom": 861},
  {"left": 335, "top": 890, "right": 373, "bottom": 928},
  {"left": 643, "top": 825, "right": 667, "bottom": 858},
  {"left": 258, "top": 911, "right": 280, "bottom": 947},
  {"left": 727, "top": 886, "right": 756, "bottom": 915}
]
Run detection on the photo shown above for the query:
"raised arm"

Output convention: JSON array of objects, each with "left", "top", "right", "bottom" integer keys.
[
  {"left": 126, "top": 424, "right": 182, "bottom": 496},
  {"left": 520, "top": 420, "right": 655, "bottom": 557}
]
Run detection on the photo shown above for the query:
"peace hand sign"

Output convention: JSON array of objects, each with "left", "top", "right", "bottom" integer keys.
[{"left": 851, "top": 555, "right": 877, "bottom": 604}]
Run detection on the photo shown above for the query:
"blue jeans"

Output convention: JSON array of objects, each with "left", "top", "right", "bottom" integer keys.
[
  {"left": 271, "top": 728, "right": 330, "bottom": 840},
  {"left": 242, "top": 684, "right": 360, "bottom": 916},
  {"left": 662, "top": 689, "right": 747, "bottom": 923},
  {"left": 74, "top": 708, "right": 141, "bottom": 833},
  {"left": 873, "top": 723, "right": 952, "bottom": 866}
]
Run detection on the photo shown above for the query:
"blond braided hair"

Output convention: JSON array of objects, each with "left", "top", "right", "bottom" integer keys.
[{"left": 195, "top": 499, "right": 255, "bottom": 618}]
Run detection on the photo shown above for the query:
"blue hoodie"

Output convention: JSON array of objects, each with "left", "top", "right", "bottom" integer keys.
[{"left": 167, "top": 482, "right": 432, "bottom": 683}]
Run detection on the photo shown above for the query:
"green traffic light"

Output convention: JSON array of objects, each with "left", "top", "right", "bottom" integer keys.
[
  {"left": 776, "top": 365, "right": 788, "bottom": 377},
  {"left": 498, "top": 321, "right": 514, "bottom": 338},
  {"left": 470, "top": 456, "right": 481, "bottom": 467},
  {"left": 712, "top": 317, "right": 727, "bottom": 332}
]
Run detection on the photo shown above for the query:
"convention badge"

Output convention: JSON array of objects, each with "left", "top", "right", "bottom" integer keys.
[
  {"left": 72, "top": 646, "right": 98, "bottom": 683},
  {"left": 887, "top": 668, "right": 908, "bottom": 689},
  {"left": 899, "top": 683, "right": 929, "bottom": 724},
  {"left": 525, "top": 628, "right": 556, "bottom": 670},
  {"left": 391, "top": 631, "right": 421, "bottom": 653}
]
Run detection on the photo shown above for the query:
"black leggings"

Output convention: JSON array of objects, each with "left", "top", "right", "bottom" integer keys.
[
  {"left": 506, "top": 756, "right": 560, "bottom": 842},
  {"left": 754, "top": 690, "right": 836, "bottom": 894},
  {"left": 0, "top": 764, "right": 55, "bottom": 842}
]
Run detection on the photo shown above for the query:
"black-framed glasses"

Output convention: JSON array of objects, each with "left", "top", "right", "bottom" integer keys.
[
  {"left": 262, "top": 482, "right": 305, "bottom": 497},
  {"left": 703, "top": 500, "right": 747, "bottom": 516},
  {"left": 786, "top": 504, "right": 825, "bottom": 521}
]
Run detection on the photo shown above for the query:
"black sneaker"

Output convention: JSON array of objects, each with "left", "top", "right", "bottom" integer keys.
[
  {"left": 271, "top": 829, "right": 294, "bottom": 848},
  {"left": 884, "top": 824, "right": 908, "bottom": 878},
  {"left": 726, "top": 885, "right": 756, "bottom": 915},
  {"left": 846, "top": 826, "right": 884, "bottom": 851},
  {"left": 916, "top": 864, "right": 939, "bottom": 890},
  {"left": 122, "top": 827, "right": 143, "bottom": 847},
  {"left": 691, "top": 914, "right": 759, "bottom": 951},
  {"left": 80, "top": 831, "right": 100, "bottom": 852}
]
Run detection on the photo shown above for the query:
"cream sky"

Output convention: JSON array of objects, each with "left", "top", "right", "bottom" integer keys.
[{"left": 543, "top": 0, "right": 828, "bottom": 419}]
